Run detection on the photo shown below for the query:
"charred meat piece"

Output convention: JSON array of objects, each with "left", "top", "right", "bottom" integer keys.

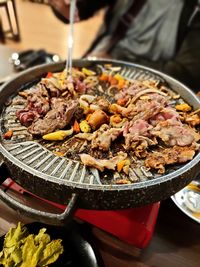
[
  {"left": 91, "top": 124, "right": 122, "bottom": 151},
  {"left": 27, "top": 94, "right": 50, "bottom": 116},
  {"left": 16, "top": 84, "right": 50, "bottom": 126},
  {"left": 180, "top": 112, "right": 200, "bottom": 127},
  {"left": 150, "top": 107, "right": 180, "bottom": 126},
  {"left": 151, "top": 119, "right": 200, "bottom": 147},
  {"left": 40, "top": 79, "right": 61, "bottom": 97},
  {"left": 114, "top": 80, "right": 147, "bottom": 101},
  {"left": 95, "top": 96, "right": 110, "bottom": 112},
  {"left": 16, "top": 109, "right": 38, "bottom": 127},
  {"left": 41, "top": 70, "right": 87, "bottom": 97},
  {"left": 79, "top": 95, "right": 110, "bottom": 114},
  {"left": 110, "top": 96, "right": 166, "bottom": 121},
  {"left": 126, "top": 136, "right": 157, "bottom": 158},
  {"left": 80, "top": 152, "right": 127, "bottom": 172},
  {"left": 28, "top": 99, "right": 78, "bottom": 136},
  {"left": 132, "top": 98, "right": 165, "bottom": 121},
  {"left": 109, "top": 103, "right": 137, "bottom": 119},
  {"left": 123, "top": 120, "right": 156, "bottom": 156},
  {"left": 145, "top": 146, "right": 197, "bottom": 173},
  {"left": 185, "top": 114, "right": 200, "bottom": 126}
]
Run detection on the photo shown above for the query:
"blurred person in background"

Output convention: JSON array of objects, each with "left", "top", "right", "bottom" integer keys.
[{"left": 49, "top": 0, "right": 200, "bottom": 92}]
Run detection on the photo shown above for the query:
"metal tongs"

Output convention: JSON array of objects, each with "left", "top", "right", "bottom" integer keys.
[{"left": 66, "top": 0, "right": 77, "bottom": 76}]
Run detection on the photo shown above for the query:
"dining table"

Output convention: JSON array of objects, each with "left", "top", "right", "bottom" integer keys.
[{"left": 0, "top": 44, "right": 200, "bottom": 267}]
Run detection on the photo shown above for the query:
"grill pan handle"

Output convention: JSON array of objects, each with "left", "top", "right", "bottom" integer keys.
[
  {"left": 0, "top": 161, "right": 78, "bottom": 226},
  {"left": 0, "top": 189, "right": 78, "bottom": 226}
]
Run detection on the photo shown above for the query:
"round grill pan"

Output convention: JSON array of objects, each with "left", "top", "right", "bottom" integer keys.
[{"left": 0, "top": 59, "right": 200, "bottom": 225}]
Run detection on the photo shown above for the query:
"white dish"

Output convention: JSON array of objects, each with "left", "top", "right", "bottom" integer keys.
[{"left": 171, "top": 180, "right": 200, "bottom": 224}]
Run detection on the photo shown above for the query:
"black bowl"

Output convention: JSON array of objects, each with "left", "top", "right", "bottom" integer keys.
[{"left": 0, "top": 221, "right": 99, "bottom": 267}]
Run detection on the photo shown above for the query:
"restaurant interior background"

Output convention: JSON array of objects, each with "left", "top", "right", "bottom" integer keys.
[
  {"left": 0, "top": 0, "right": 103, "bottom": 59},
  {"left": 0, "top": 1, "right": 200, "bottom": 267}
]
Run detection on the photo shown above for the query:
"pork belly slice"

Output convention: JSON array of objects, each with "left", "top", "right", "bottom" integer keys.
[
  {"left": 80, "top": 152, "right": 127, "bottom": 172},
  {"left": 145, "top": 146, "right": 198, "bottom": 174}
]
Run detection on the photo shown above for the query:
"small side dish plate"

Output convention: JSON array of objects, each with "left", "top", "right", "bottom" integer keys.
[{"left": 171, "top": 180, "right": 200, "bottom": 224}]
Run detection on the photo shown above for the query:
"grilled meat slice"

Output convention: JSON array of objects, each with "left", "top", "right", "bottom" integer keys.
[
  {"left": 28, "top": 99, "right": 78, "bottom": 136},
  {"left": 181, "top": 113, "right": 200, "bottom": 127},
  {"left": 115, "top": 87, "right": 142, "bottom": 102},
  {"left": 123, "top": 119, "right": 153, "bottom": 137},
  {"left": 91, "top": 124, "right": 122, "bottom": 151},
  {"left": 16, "top": 110, "right": 38, "bottom": 127},
  {"left": 145, "top": 146, "right": 197, "bottom": 174},
  {"left": 16, "top": 84, "right": 50, "bottom": 126},
  {"left": 123, "top": 119, "right": 156, "bottom": 155},
  {"left": 27, "top": 94, "right": 50, "bottom": 116},
  {"left": 80, "top": 152, "right": 127, "bottom": 172},
  {"left": 110, "top": 96, "right": 166, "bottom": 121},
  {"left": 75, "top": 132, "right": 94, "bottom": 141},
  {"left": 114, "top": 80, "right": 147, "bottom": 101},
  {"left": 151, "top": 120, "right": 200, "bottom": 147},
  {"left": 127, "top": 136, "right": 157, "bottom": 158},
  {"left": 79, "top": 95, "right": 110, "bottom": 114},
  {"left": 132, "top": 99, "right": 164, "bottom": 121},
  {"left": 150, "top": 107, "right": 180, "bottom": 126},
  {"left": 96, "top": 96, "right": 110, "bottom": 112}
]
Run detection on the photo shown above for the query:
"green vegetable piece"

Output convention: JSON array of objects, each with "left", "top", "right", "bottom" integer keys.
[
  {"left": 34, "top": 228, "right": 50, "bottom": 245},
  {"left": 4, "top": 223, "right": 28, "bottom": 248},
  {"left": 11, "top": 248, "right": 22, "bottom": 265},
  {"left": 30, "top": 242, "right": 46, "bottom": 267},
  {"left": 38, "top": 239, "right": 64, "bottom": 267},
  {"left": 21, "top": 235, "right": 38, "bottom": 267}
]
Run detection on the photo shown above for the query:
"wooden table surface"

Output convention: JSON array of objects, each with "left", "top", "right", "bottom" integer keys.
[
  {"left": 0, "top": 194, "right": 199, "bottom": 267},
  {"left": 0, "top": 44, "right": 200, "bottom": 267}
]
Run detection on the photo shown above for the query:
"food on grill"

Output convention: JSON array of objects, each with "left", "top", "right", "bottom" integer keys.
[
  {"left": 145, "top": 146, "right": 196, "bottom": 174},
  {"left": 175, "top": 103, "right": 192, "bottom": 112},
  {"left": 80, "top": 151, "right": 127, "bottom": 172},
  {"left": 3, "top": 130, "right": 13, "bottom": 140},
  {"left": 42, "top": 128, "right": 73, "bottom": 141},
  {"left": 0, "top": 222, "right": 63, "bottom": 267},
  {"left": 6, "top": 65, "right": 200, "bottom": 183}
]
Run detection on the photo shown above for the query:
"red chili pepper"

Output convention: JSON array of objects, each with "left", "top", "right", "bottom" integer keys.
[
  {"left": 73, "top": 120, "right": 80, "bottom": 133},
  {"left": 46, "top": 72, "right": 53, "bottom": 78},
  {"left": 4, "top": 130, "right": 13, "bottom": 139}
]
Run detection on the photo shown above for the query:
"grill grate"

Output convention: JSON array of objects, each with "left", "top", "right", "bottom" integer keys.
[
  {"left": 0, "top": 64, "right": 181, "bottom": 186},
  {"left": 4, "top": 142, "right": 103, "bottom": 185}
]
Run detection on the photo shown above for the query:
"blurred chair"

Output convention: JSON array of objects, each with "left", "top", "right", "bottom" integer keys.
[
  {"left": 0, "top": 15, "right": 5, "bottom": 43},
  {"left": 0, "top": 0, "right": 20, "bottom": 42}
]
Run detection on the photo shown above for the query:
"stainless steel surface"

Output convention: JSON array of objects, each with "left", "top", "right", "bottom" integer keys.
[{"left": 171, "top": 180, "right": 200, "bottom": 224}]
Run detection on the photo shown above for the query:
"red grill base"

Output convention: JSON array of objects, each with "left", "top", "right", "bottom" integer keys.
[{"left": 2, "top": 178, "right": 160, "bottom": 249}]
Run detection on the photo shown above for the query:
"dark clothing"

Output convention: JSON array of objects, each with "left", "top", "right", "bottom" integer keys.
[{"left": 52, "top": 0, "right": 200, "bottom": 92}]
